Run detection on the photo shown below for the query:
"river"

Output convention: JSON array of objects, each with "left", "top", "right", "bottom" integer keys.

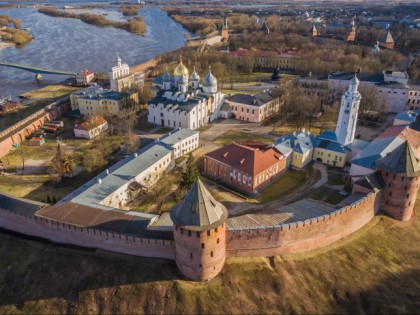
[{"left": 0, "top": 5, "right": 189, "bottom": 98}]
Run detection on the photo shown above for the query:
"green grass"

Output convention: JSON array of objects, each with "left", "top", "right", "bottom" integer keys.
[
  {"left": 0, "top": 198, "right": 418, "bottom": 313},
  {"left": 308, "top": 186, "right": 348, "bottom": 205},
  {"left": 213, "top": 130, "right": 273, "bottom": 147},
  {"left": 259, "top": 169, "right": 312, "bottom": 203}
]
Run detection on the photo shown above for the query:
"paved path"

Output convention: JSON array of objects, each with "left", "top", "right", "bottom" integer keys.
[{"left": 227, "top": 161, "right": 328, "bottom": 217}]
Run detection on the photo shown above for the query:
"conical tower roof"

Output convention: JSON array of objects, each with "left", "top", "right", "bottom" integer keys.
[
  {"left": 376, "top": 141, "right": 420, "bottom": 177},
  {"left": 170, "top": 179, "right": 228, "bottom": 231}
]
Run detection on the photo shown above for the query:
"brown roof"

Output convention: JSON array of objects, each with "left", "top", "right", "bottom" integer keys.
[
  {"left": 74, "top": 115, "right": 107, "bottom": 131},
  {"left": 205, "top": 142, "right": 285, "bottom": 176},
  {"left": 35, "top": 202, "right": 152, "bottom": 234}
]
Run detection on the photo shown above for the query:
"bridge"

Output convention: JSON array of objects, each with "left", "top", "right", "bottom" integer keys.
[{"left": 0, "top": 61, "right": 76, "bottom": 80}]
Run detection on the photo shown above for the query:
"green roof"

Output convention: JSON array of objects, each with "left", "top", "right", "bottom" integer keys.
[
  {"left": 170, "top": 179, "right": 228, "bottom": 231},
  {"left": 376, "top": 141, "right": 420, "bottom": 176}
]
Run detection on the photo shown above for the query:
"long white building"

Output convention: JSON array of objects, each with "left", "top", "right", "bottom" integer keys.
[
  {"left": 60, "top": 128, "right": 199, "bottom": 210},
  {"left": 148, "top": 60, "right": 225, "bottom": 130}
]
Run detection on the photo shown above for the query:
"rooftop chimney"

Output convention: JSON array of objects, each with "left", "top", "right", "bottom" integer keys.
[{"left": 97, "top": 178, "right": 102, "bottom": 184}]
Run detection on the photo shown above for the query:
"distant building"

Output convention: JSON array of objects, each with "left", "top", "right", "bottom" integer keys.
[
  {"left": 313, "top": 131, "right": 350, "bottom": 168},
  {"left": 309, "top": 24, "right": 318, "bottom": 41},
  {"left": 407, "top": 85, "right": 420, "bottom": 110},
  {"left": 393, "top": 110, "right": 420, "bottom": 126},
  {"left": 372, "top": 41, "right": 380, "bottom": 56},
  {"left": 0, "top": 98, "right": 20, "bottom": 112},
  {"left": 260, "top": 19, "right": 270, "bottom": 34},
  {"left": 378, "top": 30, "right": 394, "bottom": 50},
  {"left": 226, "top": 91, "right": 280, "bottom": 123},
  {"left": 344, "top": 17, "right": 357, "bottom": 43},
  {"left": 220, "top": 17, "right": 228, "bottom": 42},
  {"left": 110, "top": 55, "right": 139, "bottom": 92},
  {"left": 70, "top": 84, "right": 137, "bottom": 117},
  {"left": 73, "top": 115, "right": 108, "bottom": 139},
  {"left": 148, "top": 60, "right": 224, "bottom": 130},
  {"left": 229, "top": 48, "right": 300, "bottom": 72},
  {"left": 76, "top": 69, "right": 95, "bottom": 85},
  {"left": 204, "top": 141, "right": 287, "bottom": 195}
]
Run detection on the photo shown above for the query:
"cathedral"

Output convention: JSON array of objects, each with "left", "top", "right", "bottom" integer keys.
[{"left": 148, "top": 59, "right": 225, "bottom": 130}]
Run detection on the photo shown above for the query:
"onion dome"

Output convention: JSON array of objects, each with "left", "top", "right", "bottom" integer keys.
[
  {"left": 350, "top": 74, "right": 359, "bottom": 86},
  {"left": 162, "top": 70, "right": 172, "bottom": 82},
  {"left": 190, "top": 67, "right": 200, "bottom": 81},
  {"left": 170, "top": 179, "right": 228, "bottom": 231},
  {"left": 174, "top": 57, "right": 189, "bottom": 77},
  {"left": 203, "top": 68, "right": 218, "bottom": 87}
]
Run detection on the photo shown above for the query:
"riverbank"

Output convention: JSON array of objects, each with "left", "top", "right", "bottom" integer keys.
[{"left": 0, "top": 41, "right": 14, "bottom": 50}]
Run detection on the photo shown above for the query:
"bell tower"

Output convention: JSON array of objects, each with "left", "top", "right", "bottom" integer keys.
[{"left": 335, "top": 74, "right": 361, "bottom": 146}]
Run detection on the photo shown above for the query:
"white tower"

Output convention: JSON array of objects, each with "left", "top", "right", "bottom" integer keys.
[
  {"left": 110, "top": 54, "right": 130, "bottom": 91},
  {"left": 335, "top": 74, "right": 361, "bottom": 146}
]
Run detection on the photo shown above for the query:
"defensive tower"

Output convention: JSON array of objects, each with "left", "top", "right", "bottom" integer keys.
[
  {"left": 170, "top": 179, "right": 228, "bottom": 281},
  {"left": 377, "top": 141, "right": 420, "bottom": 221}
]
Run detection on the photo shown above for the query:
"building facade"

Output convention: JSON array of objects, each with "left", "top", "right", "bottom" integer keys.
[
  {"left": 204, "top": 141, "right": 287, "bottom": 195},
  {"left": 70, "top": 84, "right": 137, "bottom": 117},
  {"left": 110, "top": 55, "right": 137, "bottom": 92},
  {"left": 73, "top": 115, "right": 108, "bottom": 139},
  {"left": 226, "top": 91, "right": 280, "bottom": 123},
  {"left": 148, "top": 61, "right": 225, "bottom": 130},
  {"left": 76, "top": 69, "right": 95, "bottom": 85}
]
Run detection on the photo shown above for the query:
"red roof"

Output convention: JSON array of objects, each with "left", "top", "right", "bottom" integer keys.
[
  {"left": 74, "top": 115, "right": 107, "bottom": 131},
  {"left": 79, "top": 70, "right": 94, "bottom": 76},
  {"left": 205, "top": 141, "right": 285, "bottom": 176},
  {"left": 377, "top": 125, "right": 406, "bottom": 139},
  {"left": 230, "top": 48, "right": 299, "bottom": 58}
]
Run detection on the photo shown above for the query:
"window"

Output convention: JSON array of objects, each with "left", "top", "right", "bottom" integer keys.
[
  {"left": 217, "top": 238, "right": 220, "bottom": 244},
  {"left": 389, "top": 192, "right": 392, "bottom": 197},
  {"left": 211, "top": 251, "right": 214, "bottom": 257},
  {"left": 188, "top": 230, "right": 191, "bottom": 237},
  {"left": 196, "top": 232, "right": 200, "bottom": 238},
  {"left": 215, "top": 227, "right": 218, "bottom": 233},
  {"left": 207, "top": 230, "right": 210, "bottom": 236},
  {"left": 190, "top": 253, "right": 193, "bottom": 259},
  {"left": 201, "top": 243, "right": 205, "bottom": 249}
]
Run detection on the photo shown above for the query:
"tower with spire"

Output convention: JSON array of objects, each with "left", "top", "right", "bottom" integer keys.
[
  {"left": 344, "top": 16, "right": 357, "bottom": 44},
  {"left": 335, "top": 74, "right": 361, "bottom": 146},
  {"left": 309, "top": 24, "right": 318, "bottom": 41},
  {"left": 109, "top": 54, "right": 133, "bottom": 92},
  {"left": 171, "top": 179, "right": 228, "bottom": 281},
  {"left": 220, "top": 17, "right": 229, "bottom": 42}
]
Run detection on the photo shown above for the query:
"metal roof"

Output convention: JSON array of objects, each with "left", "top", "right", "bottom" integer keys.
[
  {"left": 354, "top": 172, "right": 385, "bottom": 192},
  {"left": 170, "top": 179, "right": 228, "bottom": 231},
  {"left": 227, "top": 90, "right": 275, "bottom": 107},
  {"left": 158, "top": 128, "right": 199, "bottom": 146},
  {"left": 66, "top": 142, "right": 173, "bottom": 210},
  {"left": 328, "top": 71, "right": 384, "bottom": 83},
  {"left": 376, "top": 141, "right": 420, "bottom": 176}
]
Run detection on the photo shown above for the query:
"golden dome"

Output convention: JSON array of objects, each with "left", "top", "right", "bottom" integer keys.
[{"left": 174, "top": 60, "right": 189, "bottom": 77}]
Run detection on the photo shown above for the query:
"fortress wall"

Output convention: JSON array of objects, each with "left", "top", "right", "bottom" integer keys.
[
  {"left": 0, "top": 209, "right": 175, "bottom": 260},
  {"left": 0, "top": 100, "right": 70, "bottom": 159},
  {"left": 226, "top": 192, "right": 379, "bottom": 257}
]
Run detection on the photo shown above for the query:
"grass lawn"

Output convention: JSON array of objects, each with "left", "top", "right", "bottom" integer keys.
[
  {"left": 21, "top": 85, "right": 80, "bottom": 99},
  {"left": 258, "top": 168, "right": 312, "bottom": 203},
  {"left": 307, "top": 186, "right": 348, "bottom": 205},
  {"left": 213, "top": 130, "right": 273, "bottom": 147},
  {"left": 0, "top": 197, "right": 418, "bottom": 313}
]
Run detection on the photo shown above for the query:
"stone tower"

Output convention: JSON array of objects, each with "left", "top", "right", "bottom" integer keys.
[
  {"left": 376, "top": 141, "right": 420, "bottom": 221},
  {"left": 379, "top": 30, "right": 394, "bottom": 50},
  {"left": 335, "top": 74, "right": 361, "bottom": 146},
  {"left": 221, "top": 17, "right": 228, "bottom": 42},
  {"left": 309, "top": 24, "right": 318, "bottom": 41},
  {"left": 344, "top": 16, "right": 357, "bottom": 43},
  {"left": 170, "top": 179, "right": 228, "bottom": 281}
]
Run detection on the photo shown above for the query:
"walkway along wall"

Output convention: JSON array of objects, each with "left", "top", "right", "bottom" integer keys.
[
  {"left": 0, "top": 192, "right": 382, "bottom": 263},
  {"left": 226, "top": 192, "right": 381, "bottom": 257},
  {"left": 0, "top": 209, "right": 175, "bottom": 260}
]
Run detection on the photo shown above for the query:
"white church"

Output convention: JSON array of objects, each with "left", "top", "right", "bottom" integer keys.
[
  {"left": 110, "top": 55, "right": 142, "bottom": 92},
  {"left": 148, "top": 59, "right": 225, "bottom": 130}
]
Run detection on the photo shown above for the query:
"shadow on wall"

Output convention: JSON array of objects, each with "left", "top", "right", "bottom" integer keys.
[{"left": 0, "top": 229, "right": 180, "bottom": 308}]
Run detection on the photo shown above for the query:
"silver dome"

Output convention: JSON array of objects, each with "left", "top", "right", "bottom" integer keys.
[{"left": 203, "top": 70, "right": 217, "bottom": 87}]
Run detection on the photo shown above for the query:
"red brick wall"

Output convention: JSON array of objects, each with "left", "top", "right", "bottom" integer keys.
[
  {"left": 226, "top": 192, "right": 379, "bottom": 257},
  {"left": 379, "top": 170, "right": 420, "bottom": 221},
  {"left": 204, "top": 157, "right": 287, "bottom": 194},
  {"left": 173, "top": 223, "right": 226, "bottom": 281}
]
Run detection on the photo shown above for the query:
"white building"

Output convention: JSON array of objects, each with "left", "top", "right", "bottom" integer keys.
[
  {"left": 70, "top": 84, "right": 136, "bottom": 117},
  {"left": 148, "top": 60, "right": 225, "bottom": 130},
  {"left": 335, "top": 75, "right": 362, "bottom": 146},
  {"left": 73, "top": 115, "right": 108, "bottom": 139},
  {"left": 76, "top": 69, "right": 95, "bottom": 85},
  {"left": 62, "top": 128, "right": 199, "bottom": 210},
  {"left": 110, "top": 55, "right": 137, "bottom": 92}
]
